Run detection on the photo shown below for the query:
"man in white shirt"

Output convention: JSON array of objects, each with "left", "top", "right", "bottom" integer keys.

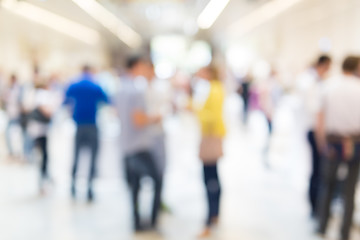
[
  {"left": 317, "top": 56, "right": 360, "bottom": 240},
  {"left": 297, "top": 55, "right": 332, "bottom": 217},
  {"left": 4, "top": 74, "right": 21, "bottom": 158}
]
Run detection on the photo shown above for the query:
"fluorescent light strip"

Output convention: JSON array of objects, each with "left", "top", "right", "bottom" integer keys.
[
  {"left": 1, "top": 0, "right": 100, "bottom": 45},
  {"left": 228, "top": 0, "right": 303, "bottom": 38},
  {"left": 72, "top": 0, "right": 142, "bottom": 49},
  {"left": 197, "top": 0, "right": 231, "bottom": 29}
]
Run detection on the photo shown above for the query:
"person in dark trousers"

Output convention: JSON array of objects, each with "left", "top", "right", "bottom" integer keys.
[
  {"left": 297, "top": 55, "right": 332, "bottom": 217},
  {"left": 64, "top": 65, "right": 109, "bottom": 202},
  {"left": 316, "top": 56, "right": 360, "bottom": 240},
  {"left": 114, "top": 55, "right": 162, "bottom": 232},
  {"left": 27, "top": 81, "right": 54, "bottom": 194},
  {"left": 237, "top": 74, "right": 252, "bottom": 124},
  {"left": 196, "top": 65, "right": 226, "bottom": 238},
  {"left": 19, "top": 69, "right": 38, "bottom": 162}
]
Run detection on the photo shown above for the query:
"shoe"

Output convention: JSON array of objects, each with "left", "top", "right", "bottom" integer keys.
[
  {"left": 87, "top": 189, "right": 94, "bottom": 203},
  {"left": 197, "top": 228, "right": 211, "bottom": 238},
  {"left": 71, "top": 185, "right": 76, "bottom": 199},
  {"left": 135, "top": 224, "right": 146, "bottom": 233},
  {"left": 315, "top": 229, "right": 325, "bottom": 239}
]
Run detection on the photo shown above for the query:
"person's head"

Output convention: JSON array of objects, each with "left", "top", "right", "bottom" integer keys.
[
  {"left": 314, "top": 55, "right": 332, "bottom": 79},
  {"left": 126, "top": 55, "right": 153, "bottom": 80},
  {"left": 82, "top": 65, "right": 93, "bottom": 75},
  {"left": 342, "top": 56, "right": 360, "bottom": 76},
  {"left": 196, "top": 65, "right": 220, "bottom": 81},
  {"left": 35, "top": 81, "right": 48, "bottom": 90},
  {"left": 9, "top": 74, "right": 17, "bottom": 85}
]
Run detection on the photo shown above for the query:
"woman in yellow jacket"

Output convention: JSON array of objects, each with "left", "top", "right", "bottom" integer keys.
[{"left": 195, "top": 65, "right": 226, "bottom": 238}]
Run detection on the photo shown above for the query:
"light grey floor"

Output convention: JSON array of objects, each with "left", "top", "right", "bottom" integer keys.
[{"left": 0, "top": 93, "right": 359, "bottom": 240}]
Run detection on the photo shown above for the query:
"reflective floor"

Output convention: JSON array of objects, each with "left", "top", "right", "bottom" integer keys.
[{"left": 0, "top": 93, "right": 359, "bottom": 240}]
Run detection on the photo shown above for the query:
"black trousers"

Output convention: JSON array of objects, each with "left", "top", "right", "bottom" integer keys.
[
  {"left": 125, "top": 151, "right": 162, "bottom": 229},
  {"left": 308, "top": 131, "right": 321, "bottom": 216},
  {"left": 35, "top": 136, "right": 48, "bottom": 180},
  {"left": 243, "top": 99, "right": 249, "bottom": 123},
  {"left": 318, "top": 143, "right": 360, "bottom": 240},
  {"left": 72, "top": 125, "right": 98, "bottom": 192},
  {"left": 203, "top": 163, "right": 221, "bottom": 226}
]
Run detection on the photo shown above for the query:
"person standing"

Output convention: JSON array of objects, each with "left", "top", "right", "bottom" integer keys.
[
  {"left": 297, "top": 55, "right": 332, "bottom": 217},
  {"left": 27, "top": 80, "right": 55, "bottom": 193},
  {"left": 196, "top": 65, "right": 226, "bottom": 238},
  {"left": 316, "top": 56, "right": 360, "bottom": 240},
  {"left": 237, "top": 74, "right": 252, "bottom": 124},
  {"left": 114, "top": 56, "right": 162, "bottom": 232},
  {"left": 4, "top": 74, "right": 21, "bottom": 159},
  {"left": 258, "top": 70, "right": 283, "bottom": 168},
  {"left": 64, "top": 65, "right": 109, "bottom": 202},
  {"left": 19, "top": 71, "right": 38, "bottom": 162}
]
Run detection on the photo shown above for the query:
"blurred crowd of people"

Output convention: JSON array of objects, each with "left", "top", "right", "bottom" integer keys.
[
  {"left": 0, "top": 52, "right": 360, "bottom": 240},
  {"left": 296, "top": 55, "right": 360, "bottom": 240}
]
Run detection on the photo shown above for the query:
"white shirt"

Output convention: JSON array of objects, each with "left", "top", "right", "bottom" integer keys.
[
  {"left": 27, "top": 89, "right": 55, "bottom": 138},
  {"left": 322, "top": 74, "right": 360, "bottom": 136},
  {"left": 5, "top": 84, "right": 21, "bottom": 119},
  {"left": 296, "top": 68, "right": 322, "bottom": 131}
]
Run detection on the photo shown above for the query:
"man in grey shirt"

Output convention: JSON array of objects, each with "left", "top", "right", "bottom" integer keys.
[{"left": 114, "top": 55, "right": 162, "bottom": 232}]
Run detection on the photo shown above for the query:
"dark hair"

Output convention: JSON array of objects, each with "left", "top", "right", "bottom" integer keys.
[
  {"left": 342, "top": 56, "right": 360, "bottom": 73},
  {"left": 82, "top": 65, "right": 92, "bottom": 73},
  {"left": 126, "top": 54, "right": 152, "bottom": 70},
  {"left": 126, "top": 55, "right": 143, "bottom": 70},
  {"left": 316, "top": 55, "right": 331, "bottom": 66},
  {"left": 10, "top": 74, "right": 17, "bottom": 80}
]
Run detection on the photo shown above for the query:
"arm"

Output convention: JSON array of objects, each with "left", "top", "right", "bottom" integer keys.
[
  {"left": 98, "top": 86, "right": 110, "bottom": 104},
  {"left": 131, "top": 90, "right": 161, "bottom": 128},
  {"left": 132, "top": 109, "right": 161, "bottom": 128},
  {"left": 315, "top": 110, "right": 327, "bottom": 155},
  {"left": 63, "top": 85, "right": 73, "bottom": 106}
]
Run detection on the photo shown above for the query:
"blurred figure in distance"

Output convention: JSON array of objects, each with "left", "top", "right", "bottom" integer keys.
[
  {"left": 237, "top": 74, "right": 252, "bottom": 124},
  {"left": 64, "top": 65, "right": 109, "bottom": 202},
  {"left": 114, "top": 55, "right": 162, "bottom": 232},
  {"left": 4, "top": 74, "right": 22, "bottom": 160},
  {"left": 316, "top": 56, "right": 360, "bottom": 240},
  {"left": 27, "top": 80, "right": 56, "bottom": 194},
  {"left": 19, "top": 67, "right": 39, "bottom": 162},
  {"left": 296, "top": 55, "right": 332, "bottom": 218},
  {"left": 196, "top": 65, "right": 226, "bottom": 238},
  {"left": 258, "top": 69, "right": 283, "bottom": 168}
]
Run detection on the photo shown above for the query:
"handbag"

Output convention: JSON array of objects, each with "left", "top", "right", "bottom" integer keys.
[{"left": 199, "top": 135, "right": 223, "bottom": 165}]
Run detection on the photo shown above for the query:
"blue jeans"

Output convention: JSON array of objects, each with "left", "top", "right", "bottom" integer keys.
[
  {"left": 6, "top": 119, "right": 19, "bottom": 156},
  {"left": 72, "top": 125, "right": 99, "bottom": 193}
]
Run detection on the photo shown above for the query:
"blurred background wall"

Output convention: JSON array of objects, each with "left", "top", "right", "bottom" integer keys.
[{"left": 0, "top": 0, "right": 359, "bottom": 81}]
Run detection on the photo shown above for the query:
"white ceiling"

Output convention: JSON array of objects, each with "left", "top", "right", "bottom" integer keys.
[{"left": 18, "top": 0, "right": 268, "bottom": 48}]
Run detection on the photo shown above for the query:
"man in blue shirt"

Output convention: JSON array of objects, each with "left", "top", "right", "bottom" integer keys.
[{"left": 64, "top": 65, "right": 109, "bottom": 202}]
